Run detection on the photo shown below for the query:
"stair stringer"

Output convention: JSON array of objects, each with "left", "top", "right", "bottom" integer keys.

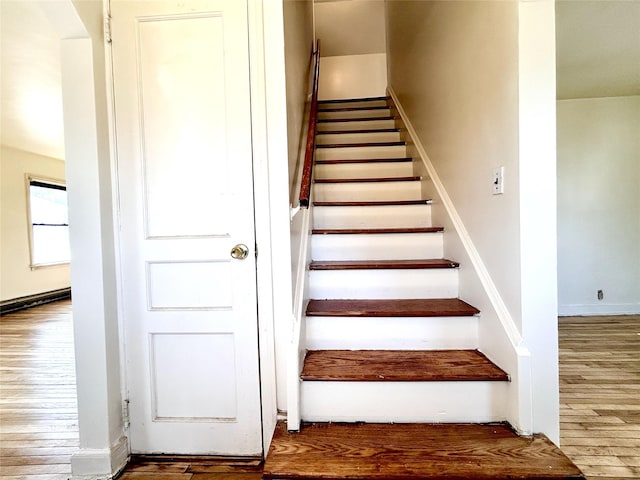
[{"left": 388, "top": 86, "right": 533, "bottom": 436}]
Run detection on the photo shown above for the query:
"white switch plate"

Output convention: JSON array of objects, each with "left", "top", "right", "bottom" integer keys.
[{"left": 492, "top": 166, "right": 504, "bottom": 195}]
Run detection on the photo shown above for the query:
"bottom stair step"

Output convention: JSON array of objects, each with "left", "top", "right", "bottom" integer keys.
[{"left": 264, "top": 422, "right": 585, "bottom": 480}]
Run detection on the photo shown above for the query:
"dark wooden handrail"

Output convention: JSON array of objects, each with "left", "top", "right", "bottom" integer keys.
[{"left": 298, "top": 39, "right": 321, "bottom": 208}]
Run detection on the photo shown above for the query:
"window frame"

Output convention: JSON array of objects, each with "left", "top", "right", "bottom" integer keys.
[{"left": 25, "top": 174, "right": 70, "bottom": 269}]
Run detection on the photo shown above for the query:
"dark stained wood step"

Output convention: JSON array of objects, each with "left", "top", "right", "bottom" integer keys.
[
  {"left": 314, "top": 176, "right": 420, "bottom": 184},
  {"left": 316, "top": 141, "right": 405, "bottom": 149},
  {"left": 318, "top": 96, "right": 389, "bottom": 104},
  {"left": 306, "top": 298, "right": 480, "bottom": 317},
  {"left": 318, "top": 105, "right": 390, "bottom": 113},
  {"left": 312, "top": 227, "right": 444, "bottom": 235},
  {"left": 316, "top": 157, "right": 412, "bottom": 165},
  {"left": 313, "top": 200, "right": 431, "bottom": 207},
  {"left": 317, "top": 128, "right": 400, "bottom": 135},
  {"left": 300, "top": 350, "right": 509, "bottom": 382},
  {"left": 309, "top": 259, "right": 459, "bottom": 270},
  {"left": 263, "top": 422, "right": 585, "bottom": 480},
  {"left": 318, "top": 116, "right": 394, "bottom": 123}
]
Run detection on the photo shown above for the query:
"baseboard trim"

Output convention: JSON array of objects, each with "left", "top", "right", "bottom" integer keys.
[
  {"left": 71, "top": 436, "right": 129, "bottom": 480},
  {"left": 559, "top": 303, "right": 640, "bottom": 316},
  {"left": 0, "top": 287, "right": 72, "bottom": 315},
  {"left": 387, "top": 86, "right": 522, "bottom": 348}
]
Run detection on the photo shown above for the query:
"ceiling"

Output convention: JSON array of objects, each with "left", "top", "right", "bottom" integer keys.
[
  {"left": 1, "top": 1, "right": 65, "bottom": 160},
  {"left": 1, "top": 1, "right": 638, "bottom": 161}
]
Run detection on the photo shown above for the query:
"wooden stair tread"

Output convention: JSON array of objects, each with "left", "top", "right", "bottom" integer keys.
[
  {"left": 319, "top": 96, "right": 389, "bottom": 104},
  {"left": 318, "top": 105, "right": 390, "bottom": 113},
  {"left": 309, "top": 259, "right": 459, "bottom": 270},
  {"left": 312, "top": 227, "right": 444, "bottom": 234},
  {"left": 263, "top": 422, "right": 585, "bottom": 480},
  {"left": 300, "top": 349, "right": 509, "bottom": 382},
  {"left": 318, "top": 116, "right": 394, "bottom": 123},
  {"left": 316, "top": 141, "right": 406, "bottom": 148},
  {"left": 317, "top": 128, "right": 400, "bottom": 135},
  {"left": 313, "top": 200, "right": 431, "bottom": 207},
  {"left": 316, "top": 157, "right": 412, "bottom": 164},
  {"left": 315, "top": 176, "right": 420, "bottom": 184},
  {"left": 306, "top": 298, "right": 480, "bottom": 317}
]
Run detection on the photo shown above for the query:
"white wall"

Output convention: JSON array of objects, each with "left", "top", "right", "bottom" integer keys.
[
  {"left": 557, "top": 96, "right": 640, "bottom": 315},
  {"left": 314, "top": 0, "right": 385, "bottom": 57},
  {"left": 315, "top": 0, "right": 387, "bottom": 100},
  {"left": 284, "top": 0, "right": 315, "bottom": 203},
  {"left": 386, "top": 0, "right": 559, "bottom": 441},
  {"left": 0, "top": 146, "right": 71, "bottom": 301},
  {"left": 386, "top": 0, "right": 522, "bottom": 329}
]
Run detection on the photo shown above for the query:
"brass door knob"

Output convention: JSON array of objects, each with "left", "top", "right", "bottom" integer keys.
[{"left": 230, "top": 244, "right": 249, "bottom": 260}]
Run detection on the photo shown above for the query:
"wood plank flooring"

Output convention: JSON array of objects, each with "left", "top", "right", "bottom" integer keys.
[
  {"left": 0, "top": 300, "right": 78, "bottom": 480},
  {"left": 263, "top": 422, "right": 584, "bottom": 480},
  {"left": 559, "top": 315, "right": 640, "bottom": 480},
  {"left": 1, "top": 302, "right": 637, "bottom": 480}
]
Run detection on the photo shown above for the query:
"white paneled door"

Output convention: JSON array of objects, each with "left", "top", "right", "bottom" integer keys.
[{"left": 111, "top": 0, "right": 262, "bottom": 455}]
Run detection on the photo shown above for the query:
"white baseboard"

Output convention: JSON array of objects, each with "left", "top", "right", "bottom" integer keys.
[
  {"left": 559, "top": 303, "right": 640, "bottom": 316},
  {"left": 71, "top": 436, "right": 129, "bottom": 480}
]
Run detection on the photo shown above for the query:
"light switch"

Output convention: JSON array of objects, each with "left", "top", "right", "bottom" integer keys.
[{"left": 492, "top": 166, "right": 504, "bottom": 195}]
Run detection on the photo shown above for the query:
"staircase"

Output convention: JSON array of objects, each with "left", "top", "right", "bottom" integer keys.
[{"left": 265, "top": 97, "right": 584, "bottom": 479}]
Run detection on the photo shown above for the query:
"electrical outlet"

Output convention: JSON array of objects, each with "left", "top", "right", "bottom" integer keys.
[{"left": 492, "top": 166, "right": 504, "bottom": 195}]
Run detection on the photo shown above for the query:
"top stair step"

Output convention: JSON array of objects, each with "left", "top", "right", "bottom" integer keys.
[{"left": 264, "top": 421, "right": 586, "bottom": 480}]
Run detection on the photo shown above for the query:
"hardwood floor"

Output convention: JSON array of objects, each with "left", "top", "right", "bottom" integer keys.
[
  {"left": 1, "top": 302, "right": 637, "bottom": 479},
  {"left": 0, "top": 300, "right": 78, "bottom": 480},
  {"left": 559, "top": 315, "right": 640, "bottom": 480}
]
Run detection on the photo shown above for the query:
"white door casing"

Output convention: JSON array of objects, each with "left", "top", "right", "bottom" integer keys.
[{"left": 111, "top": 0, "right": 262, "bottom": 455}]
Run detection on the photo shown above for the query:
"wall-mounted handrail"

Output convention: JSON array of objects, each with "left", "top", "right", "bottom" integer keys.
[{"left": 298, "top": 39, "right": 320, "bottom": 208}]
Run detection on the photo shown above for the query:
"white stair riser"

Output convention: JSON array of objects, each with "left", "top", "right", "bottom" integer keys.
[
  {"left": 317, "top": 119, "right": 397, "bottom": 131},
  {"left": 314, "top": 161, "right": 413, "bottom": 179},
  {"left": 301, "top": 381, "right": 508, "bottom": 423},
  {"left": 313, "top": 205, "right": 431, "bottom": 229},
  {"left": 316, "top": 145, "right": 406, "bottom": 161},
  {"left": 309, "top": 269, "right": 459, "bottom": 299},
  {"left": 318, "top": 108, "right": 391, "bottom": 120},
  {"left": 313, "top": 181, "right": 421, "bottom": 202},
  {"left": 319, "top": 100, "right": 388, "bottom": 110},
  {"left": 311, "top": 232, "right": 444, "bottom": 261},
  {"left": 306, "top": 316, "right": 479, "bottom": 350},
  {"left": 316, "top": 131, "right": 401, "bottom": 145}
]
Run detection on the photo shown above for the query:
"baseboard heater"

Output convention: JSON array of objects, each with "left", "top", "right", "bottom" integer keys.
[{"left": 0, "top": 287, "right": 71, "bottom": 315}]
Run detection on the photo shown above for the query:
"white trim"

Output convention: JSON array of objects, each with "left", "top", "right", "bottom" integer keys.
[
  {"left": 70, "top": 436, "right": 129, "bottom": 480},
  {"left": 248, "top": 0, "right": 280, "bottom": 455},
  {"left": 287, "top": 207, "right": 311, "bottom": 431},
  {"left": 559, "top": 303, "right": 640, "bottom": 316},
  {"left": 388, "top": 86, "right": 523, "bottom": 348}
]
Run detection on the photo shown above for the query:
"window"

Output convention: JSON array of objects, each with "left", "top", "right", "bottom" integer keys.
[{"left": 27, "top": 177, "right": 70, "bottom": 267}]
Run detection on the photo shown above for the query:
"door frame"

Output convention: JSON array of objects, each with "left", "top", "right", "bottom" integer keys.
[
  {"left": 105, "top": 0, "right": 288, "bottom": 457},
  {"left": 55, "top": 0, "right": 291, "bottom": 475}
]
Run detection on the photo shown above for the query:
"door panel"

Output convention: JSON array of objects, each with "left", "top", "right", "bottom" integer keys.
[{"left": 111, "top": 0, "right": 262, "bottom": 455}]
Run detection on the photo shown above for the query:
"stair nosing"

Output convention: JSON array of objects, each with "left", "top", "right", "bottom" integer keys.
[
  {"left": 318, "top": 116, "right": 394, "bottom": 123},
  {"left": 318, "top": 96, "right": 389, "bottom": 104},
  {"left": 313, "top": 200, "right": 432, "bottom": 207},
  {"left": 315, "top": 157, "right": 412, "bottom": 165},
  {"left": 300, "top": 349, "right": 510, "bottom": 382},
  {"left": 316, "top": 141, "right": 406, "bottom": 149},
  {"left": 314, "top": 176, "right": 420, "bottom": 184},
  {"left": 312, "top": 227, "right": 444, "bottom": 235},
  {"left": 318, "top": 105, "right": 390, "bottom": 113},
  {"left": 306, "top": 298, "right": 480, "bottom": 317},
  {"left": 317, "top": 128, "right": 401, "bottom": 135},
  {"left": 309, "top": 259, "right": 460, "bottom": 270}
]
